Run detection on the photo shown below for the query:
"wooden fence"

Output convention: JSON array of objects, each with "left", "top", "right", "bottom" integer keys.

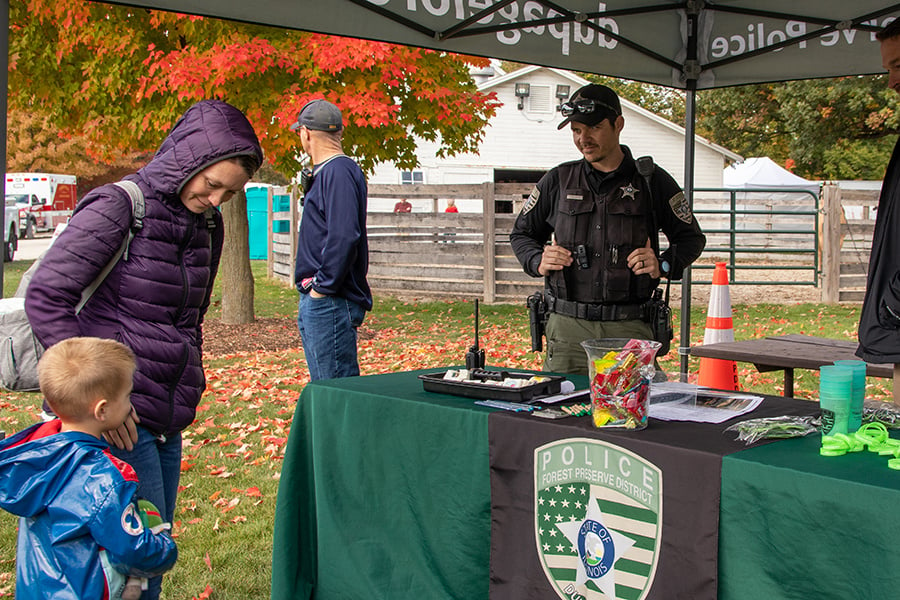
[
  {"left": 267, "top": 186, "right": 297, "bottom": 287},
  {"left": 266, "top": 182, "right": 878, "bottom": 304},
  {"left": 820, "top": 184, "right": 878, "bottom": 303}
]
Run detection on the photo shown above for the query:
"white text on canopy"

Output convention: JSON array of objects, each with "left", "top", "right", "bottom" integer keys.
[{"left": 367, "top": 0, "right": 620, "bottom": 56}]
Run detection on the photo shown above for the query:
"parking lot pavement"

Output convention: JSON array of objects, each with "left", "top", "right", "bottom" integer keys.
[{"left": 13, "top": 235, "right": 52, "bottom": 261}]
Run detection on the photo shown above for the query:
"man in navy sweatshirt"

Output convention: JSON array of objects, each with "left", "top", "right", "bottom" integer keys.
[{"left": 291, "top": 99, "right": 372, "bottom": 380}]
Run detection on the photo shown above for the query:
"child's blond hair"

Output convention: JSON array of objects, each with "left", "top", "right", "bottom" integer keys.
[{"left": 37, "top": 337, "right": 136, "bottom": 421}]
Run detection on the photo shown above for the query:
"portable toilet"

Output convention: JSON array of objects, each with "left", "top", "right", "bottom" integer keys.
[
  {"left": 272, "top": 192, "right": 291, "bottom": 234},
  {"left": 246, "top": 185, "right": 270, "bottom": 259}
]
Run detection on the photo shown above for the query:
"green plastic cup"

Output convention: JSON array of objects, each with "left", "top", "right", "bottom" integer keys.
[
  {"left": 833, "top": 360, "right": 866, "bottom": 432},
  {"left": 819, "top": 365, "right": 852, "bottom": 436}
]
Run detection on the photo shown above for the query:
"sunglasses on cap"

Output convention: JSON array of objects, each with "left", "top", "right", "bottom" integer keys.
[{"left": 560, "top": 98, "right": 619, "bottom": 117}]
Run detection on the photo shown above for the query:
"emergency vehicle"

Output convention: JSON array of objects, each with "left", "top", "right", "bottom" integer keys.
[
  {"left": 3, "top": 196, "right": 17, "bottom": 261},
  {"left": 5, "top": 173, "right": 78, "bottom": 238}
]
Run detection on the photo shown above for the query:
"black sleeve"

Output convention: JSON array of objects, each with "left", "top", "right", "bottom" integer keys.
[
  {"left": 510, "top": 169, "right": 559, "bottom": 278},
  {"left": 651, "top": 168, "right": 706, "bottom": 281}
]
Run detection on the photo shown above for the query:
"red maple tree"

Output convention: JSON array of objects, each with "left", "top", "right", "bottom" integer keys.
[{"left": 10, "top": 0, "right": 500, "bottom": 177}]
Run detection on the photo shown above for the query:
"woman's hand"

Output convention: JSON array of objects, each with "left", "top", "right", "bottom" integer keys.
[{"left": 104, "top": 408, "right": 141, "bottom": 451}]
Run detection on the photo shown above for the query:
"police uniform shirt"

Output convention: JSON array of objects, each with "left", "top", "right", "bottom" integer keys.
[{"left": 510, "top": 145, "right": 705, "bottom": 298}]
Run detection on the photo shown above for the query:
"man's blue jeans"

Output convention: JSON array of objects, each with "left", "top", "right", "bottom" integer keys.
[
  {"left": 297, "top": 294, "right": 366, "bottom": 380},
  {"left": 109, "top": 426, "right": 182, "bottom": 600}
]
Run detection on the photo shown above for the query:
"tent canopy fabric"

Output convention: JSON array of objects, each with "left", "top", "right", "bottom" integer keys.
[
  {"left": 723, "top": 157, "right": 821, "bottom": 195},
  {"left": 111, "top": 1, "right": 900, "bottom": 90}
]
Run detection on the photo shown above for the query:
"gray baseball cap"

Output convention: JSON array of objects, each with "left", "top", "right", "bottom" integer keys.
[{"left": 290, "top": 99, "right": 343, "bottom": 132}]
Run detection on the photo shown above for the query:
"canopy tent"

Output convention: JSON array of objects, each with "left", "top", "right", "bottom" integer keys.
[
  {"left": 7, "top": 1, "right": 900, "bottom": 372},
  {"left": 724, "top": 157, "right": 821, "bottom": 196},
  {"left": 104, "top": 1, "right": 900, "bottom": 90}
]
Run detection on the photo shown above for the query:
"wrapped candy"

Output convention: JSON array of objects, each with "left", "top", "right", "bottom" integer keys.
[{"left": 581, "top": 338, "right": 661, "bottom": 430}]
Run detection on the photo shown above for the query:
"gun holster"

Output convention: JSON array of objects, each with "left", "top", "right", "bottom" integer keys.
[{"left": 527, "top": 291, "right": 549, "bottom": 352}]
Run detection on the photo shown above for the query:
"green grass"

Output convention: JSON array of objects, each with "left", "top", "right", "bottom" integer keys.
[
  {"left": 0, "top": 258, "right": 877, "bottom": 598},
  {"left": 1, "top": 261, "right": 29, "bottom": 299}
]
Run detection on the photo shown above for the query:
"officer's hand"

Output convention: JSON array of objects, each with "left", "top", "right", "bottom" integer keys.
[
  {"left": 627, "top": 239, "right": 659, "bottom": 278},
  {"left": 538, "top": 242, "right": 573, "bottom": 276}
]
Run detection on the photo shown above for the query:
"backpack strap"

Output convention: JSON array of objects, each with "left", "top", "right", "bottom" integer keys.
[
  {"left": 635, "top": 155, "right": 659, "bottom": 254},
  {"left": 635, "top": 155, "right": 676, "bottom": 300},
  {"left": 204, "top": 208, "right": 217, "bottom": 233},
  {"left": 113, "top": 180, "right": 145, "bottom": 261},
  {"left": 74, "top": 181, "right": 145, "bottom": 315}
]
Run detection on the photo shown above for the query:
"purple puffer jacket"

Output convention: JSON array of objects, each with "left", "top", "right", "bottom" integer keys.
[{"left": 25, "top": 100, "right": 263, "bottom": 435}]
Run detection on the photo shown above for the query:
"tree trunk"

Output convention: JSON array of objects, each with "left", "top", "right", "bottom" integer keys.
[{"left": 219, "top": 190, "right": 255, "bottom": 324}]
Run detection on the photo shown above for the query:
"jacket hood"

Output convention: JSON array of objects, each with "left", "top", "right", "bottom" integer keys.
[
  {"left": 0, "top": 422, "right": 108, "bottom": 518},
  {"left": 137, "top": 99, "right": 263, "bottom": 200}
]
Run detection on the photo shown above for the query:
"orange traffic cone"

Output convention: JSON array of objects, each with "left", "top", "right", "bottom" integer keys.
[{"left": 698, "top": 262, "right": 740, "bottom": 390}]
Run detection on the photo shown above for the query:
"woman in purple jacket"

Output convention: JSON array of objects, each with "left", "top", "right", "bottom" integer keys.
[{"left": 24, "top": 99, "right": 262, "bottom": 599}]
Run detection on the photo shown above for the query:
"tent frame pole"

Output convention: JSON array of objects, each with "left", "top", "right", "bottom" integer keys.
[
  {"left": 680, "top": 85, "right": 697, "bottom": 380},
  {"left": 679, "top": 1, "right": 701, "bottom": 380}
]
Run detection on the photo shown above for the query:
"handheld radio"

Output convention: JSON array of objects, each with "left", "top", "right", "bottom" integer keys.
[{"left": 465, "top": 299, "right": 486, "bottom": 370}]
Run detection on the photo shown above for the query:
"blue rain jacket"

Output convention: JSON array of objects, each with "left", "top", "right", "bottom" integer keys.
[{"left": 0, "top": 421, "right": 177, "bottom": 599}]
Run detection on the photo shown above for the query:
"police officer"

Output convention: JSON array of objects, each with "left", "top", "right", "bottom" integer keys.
[{"left": 510, "top": 84, "right": 706, "bottom": 374}]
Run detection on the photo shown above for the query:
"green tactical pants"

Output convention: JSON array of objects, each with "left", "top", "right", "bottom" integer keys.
[{"left": 544, "top": 312, "right": 656, "bottom": 376}]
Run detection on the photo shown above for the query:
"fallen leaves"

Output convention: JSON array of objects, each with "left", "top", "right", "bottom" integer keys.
[
  {"left": 191, "top": 584, "right": 213, "bottom": 600},
  {"left": 208, "top": 466, "right": 234, "bottom": 479}
]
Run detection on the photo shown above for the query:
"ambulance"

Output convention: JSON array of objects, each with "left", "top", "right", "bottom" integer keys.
[{"left": 5, "top": 173, "right": 78, "bottom": 238}]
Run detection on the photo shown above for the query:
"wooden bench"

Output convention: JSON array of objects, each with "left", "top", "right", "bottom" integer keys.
[{"left": 689, "top": 334, "right": 894, "bottom": 397}]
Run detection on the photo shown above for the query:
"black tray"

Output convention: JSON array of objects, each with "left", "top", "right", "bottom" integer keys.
[{"left": 419, "top": 370, "right": 565, "bottom": 402}]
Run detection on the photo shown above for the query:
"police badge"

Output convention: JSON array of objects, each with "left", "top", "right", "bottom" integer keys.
[{"left": 620, "top": 183, "right": 638, "bottom": 200}]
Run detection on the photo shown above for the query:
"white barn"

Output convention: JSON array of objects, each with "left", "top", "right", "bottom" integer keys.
[{"left": 368, "top": 65, "right": 742, "bottom": 212}]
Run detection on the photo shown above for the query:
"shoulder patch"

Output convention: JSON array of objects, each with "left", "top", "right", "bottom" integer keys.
[
  {"left": 521, "top": 186, "right": 540, "bottom": 216},
  {"left": 121, "top": 503, "right": 145, "bottom": 536},
  {"left": 668, "top": 191, "right": 693, "bottom": 224}
]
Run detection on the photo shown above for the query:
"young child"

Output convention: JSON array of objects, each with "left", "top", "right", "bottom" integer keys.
[{"left": 0, "top": 337, "right": 178, "bottom": 600}]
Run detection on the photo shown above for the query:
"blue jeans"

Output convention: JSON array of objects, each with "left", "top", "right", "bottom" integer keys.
[
  {"left": 297, "top": 294, "right": 366, "bottom": 380},
  {"left": 109, "top": 426, "right": 182, "bottom": 600}
]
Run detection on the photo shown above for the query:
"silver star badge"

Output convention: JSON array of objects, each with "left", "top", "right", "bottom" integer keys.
[{"left": 620, "top": 184, "right": 638, "bottom": 200}]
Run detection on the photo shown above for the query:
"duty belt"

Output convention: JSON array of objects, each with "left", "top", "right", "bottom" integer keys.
[{"left": 546, "top": 294, "right": 647, "bottom": 322}]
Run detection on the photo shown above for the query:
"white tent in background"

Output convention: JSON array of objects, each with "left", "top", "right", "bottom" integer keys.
[
  {"left": 721, "top": 157, "right": 821, "bottom": 251},
  {"left": 723, "top": 157, "right": 821, "bottom": 196}
]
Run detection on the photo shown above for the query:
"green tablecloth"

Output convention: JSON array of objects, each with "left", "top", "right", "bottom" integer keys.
[
  {"left": 271, "top": 369, "right": 493, "bottom": 600},
  {"left": 719, "top": 434, "right": 900, "bottom": 599},
  {"left": 272, "top": 369, "right": 899, "bottom": 599}
]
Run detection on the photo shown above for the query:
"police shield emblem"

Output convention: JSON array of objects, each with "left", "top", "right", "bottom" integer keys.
[
  {"left": 535, "top": 438, "right": 662, "bottom": 600},
  {"left": 668, "top": 191, "right": 693, "bottom": 224},
  {"left": 521, "top": 186, "right": 540, "bottom": 215}
]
